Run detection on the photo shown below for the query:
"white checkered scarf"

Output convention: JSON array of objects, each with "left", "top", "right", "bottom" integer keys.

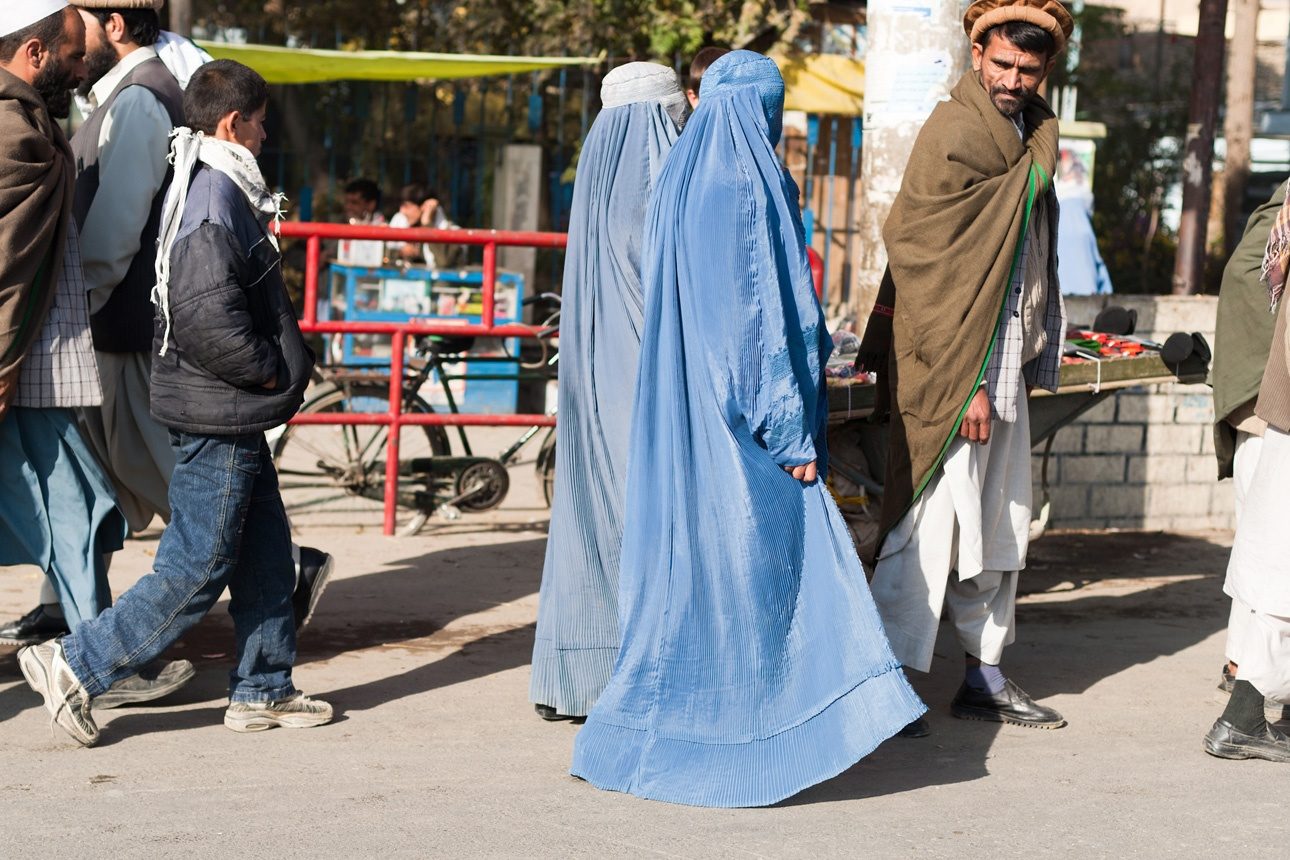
[{"left": 153, "top": 128, "right": 286, "bottom": 355}]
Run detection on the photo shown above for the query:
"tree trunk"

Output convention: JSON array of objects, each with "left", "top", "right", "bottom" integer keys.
[
  {"left": 852, "top": 0, "right": 973, "bottom": 323},
  {"left": 168, "top": 0, "right": 192, "bottom": 37},
  {"left": 1171, "top": 0, "right": 1229, "bottom": 295},
  {"left": 1222, "top": 0, "right": 1259, "bottom": 257}
]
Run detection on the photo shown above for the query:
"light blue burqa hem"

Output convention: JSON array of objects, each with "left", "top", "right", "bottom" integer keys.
[
  {"left": 530, "top": 63, "right": 687, "bottom": 716},
  {"left": 570, "top": 51, "right": 926, "bottom": 807},
  {"left": 1057, "top": 183, "right": 1113, "bottom": 295},
  {"left": 0, "top": 407, "right": 125, "bottom": 627}
]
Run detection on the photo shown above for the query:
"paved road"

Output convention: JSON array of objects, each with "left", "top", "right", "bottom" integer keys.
[{"left": 1, "top": 438, "right": 1286, "bottom": 857}]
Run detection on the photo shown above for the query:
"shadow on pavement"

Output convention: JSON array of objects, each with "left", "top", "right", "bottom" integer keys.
[
  {"left": 323, "top": 623, "right": 536, "bottom": 712},
  {"left": 163, "top": 537, "right": 546, "bottom": 670},
  {"left": 790, "top": 530, "right": 1230, "bottom": 804}
]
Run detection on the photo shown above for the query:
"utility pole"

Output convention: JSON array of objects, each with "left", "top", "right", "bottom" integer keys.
[
  {"left": 169, "top": 0, "right": 192, "bottom": 37},
  {"left": 1172, "top": 0, "right": 1229, "bottom": 295},
  {"left": 1222, "top": 0, "right": 1259, "bottom": 256},
  {"left": 852, "top": 0, "right": 972, "bottom": 322}
]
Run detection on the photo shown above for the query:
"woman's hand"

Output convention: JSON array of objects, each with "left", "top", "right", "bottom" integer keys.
[{"left": 784, "top": 461, "right": 818, "bottom": 483}]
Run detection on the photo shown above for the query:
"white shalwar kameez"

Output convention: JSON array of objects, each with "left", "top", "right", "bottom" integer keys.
[
  {"left": 870, "top": 374, "right": 1032, "bottom": 673},
  {"left": 1224, "top": 426, "right": 1290, "bottom": 702}
]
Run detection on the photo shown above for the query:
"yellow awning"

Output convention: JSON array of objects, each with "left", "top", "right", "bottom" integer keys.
[
  {"left": 773, "top": 54, "right": 864, "bottom": 116},
  {"left": 196, "top": 41, "right": 600, "bottom": 84}
]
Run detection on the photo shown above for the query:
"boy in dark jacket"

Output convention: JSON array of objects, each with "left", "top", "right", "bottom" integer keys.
[{"left": 19, "top": 60, "right": 331, "bottom": 746}]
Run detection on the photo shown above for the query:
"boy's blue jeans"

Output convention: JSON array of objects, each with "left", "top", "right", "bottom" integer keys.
[{"left": 62, "top": 431, "right": 298, "bottom": 703}]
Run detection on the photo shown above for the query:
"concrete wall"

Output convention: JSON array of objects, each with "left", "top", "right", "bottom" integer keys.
[{"left": 1037, "top": 295, "right": 1235, "bottom": 531}]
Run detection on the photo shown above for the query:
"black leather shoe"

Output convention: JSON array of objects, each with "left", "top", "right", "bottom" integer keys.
[
  {"left": 0, "top": 605, "right": 70, "bottom": 647},
  {"left": 534, "top": 703, "right": 583, "bottom": 722},
  {"left": 1204, "top": 718, "right": 1290, "bottom": 762},
  {"left": 897, "top": 716, "right": 930, "bottom": 738},
  {"left": 294, "top": 547, "right": 335, "bottom": 632},
  {"left": 951, "top": 680, "right": 1067, "bottom": 729}
]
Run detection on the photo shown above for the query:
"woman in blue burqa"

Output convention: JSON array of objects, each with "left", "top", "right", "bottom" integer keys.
[
  {"left": 530, "top": 63, "right": 690, "bottom": 720},
  {"left": 570, "top": 51, "right": 925, "bottom": 808}
]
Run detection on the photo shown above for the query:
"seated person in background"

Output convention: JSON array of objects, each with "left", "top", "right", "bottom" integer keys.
[
  {"left": 342, "top": 177, "right": 384, "bottom": 225},
  {"left": 336, "top": 177, "right": 385, "bottom": 266},
  {"left": 388, "top": 182, "right": 460, "bottom": 270}
]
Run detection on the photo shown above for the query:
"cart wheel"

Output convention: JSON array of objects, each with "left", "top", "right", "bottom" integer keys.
[{"left": 455, "top": 460, "right": 511, "bottom": 512}]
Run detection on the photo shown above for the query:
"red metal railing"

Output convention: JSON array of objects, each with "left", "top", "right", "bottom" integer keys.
[
  {"left": 281, "top": 222, "right": 825, "bottom": 536},
  {"left": 282, "top": 221, "right": 565, "bottom": 535}
]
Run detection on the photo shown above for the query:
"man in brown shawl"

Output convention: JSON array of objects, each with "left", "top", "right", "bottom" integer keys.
[
  {"left": 0, "top": 1, "right": 76, "bottom": 394},
  {"left": 1201, "top": 183, "right": 1290, "bottom": 763},
  {"left": 860, "top": 0, "right": 1071, "bottom": 735}
]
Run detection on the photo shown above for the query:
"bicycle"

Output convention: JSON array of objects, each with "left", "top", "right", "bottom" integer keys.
[{"left": 273, "top": 294, "right": 560, "bottom": 534}]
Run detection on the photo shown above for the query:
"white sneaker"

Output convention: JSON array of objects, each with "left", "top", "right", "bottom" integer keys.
[
  {"left": 93, "top": 659, "right": 196, "bottom": 710},
  {"left": 224, "top": 693, "right": 333, "bottom": 733},
  {"left": 18, "top": 639, "right": 99, "bottom": 747}
]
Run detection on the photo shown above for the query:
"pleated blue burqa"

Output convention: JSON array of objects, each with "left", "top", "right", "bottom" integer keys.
[
  {"left": 530, "top": 63, "right": 690, "bottom": 717},
  {"left": 570, "top": 51, "right": 926, "bottom": 808}
]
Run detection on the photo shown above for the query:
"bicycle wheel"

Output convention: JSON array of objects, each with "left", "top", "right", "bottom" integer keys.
[
  {"left": 536, "top": 427, "right": 556, "bottom": 509},
  {"left": 273, "top": 380, "right": 451, "bottom": 526}
]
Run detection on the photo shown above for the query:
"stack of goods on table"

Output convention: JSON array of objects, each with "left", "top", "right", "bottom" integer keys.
[{"left": 1061, "top": 329, "right": 1151, "bottom": 364}]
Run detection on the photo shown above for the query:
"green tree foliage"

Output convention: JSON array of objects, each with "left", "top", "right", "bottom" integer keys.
[
  {"left": 192, "top": 1, "right": 806, "bottom": 60},
  {"left": 1050, "top": 5, "right": 1191, "bottom": 294}
]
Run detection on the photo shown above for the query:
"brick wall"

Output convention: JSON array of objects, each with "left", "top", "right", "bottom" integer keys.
[{"left": 1036, "top": 295, "right": 1235, "bottom": 531}]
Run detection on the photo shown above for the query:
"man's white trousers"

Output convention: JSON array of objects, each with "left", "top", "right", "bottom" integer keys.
[{"left": 871, "top": 377, "right": 1032, "bottom": 673}]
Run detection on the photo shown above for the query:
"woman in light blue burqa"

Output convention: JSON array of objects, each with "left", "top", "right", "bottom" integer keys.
[
  {"left": 530, "top": 63, "right": 690, "bottom": 719},
  {"left": 570, "top": 51, "right": 925, "bottom": 808}
]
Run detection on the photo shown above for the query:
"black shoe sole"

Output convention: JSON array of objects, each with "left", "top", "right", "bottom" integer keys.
[
  {"left": 534, "top": 704, "right": 585, "bottom": 723},
  {"left": 951, "top": 704, "right": 1067, "bottom": 730}
]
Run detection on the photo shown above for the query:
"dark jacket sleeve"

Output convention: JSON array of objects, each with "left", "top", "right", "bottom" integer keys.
[{"left": 167, "top": 222, "right": 279, "bottom": 390}]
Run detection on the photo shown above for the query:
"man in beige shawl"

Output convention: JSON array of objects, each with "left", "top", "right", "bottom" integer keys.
[{"left": 860, "top": 0, "right": 1070, "bottom": 736}]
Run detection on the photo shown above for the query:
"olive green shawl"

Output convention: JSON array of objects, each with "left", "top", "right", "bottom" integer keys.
[
  {"left": 1211, "top": 181, "right": 1286, "bottom": 479},
  {"left": 873, "top": 71, "right": 1058, "bottom": 553}
]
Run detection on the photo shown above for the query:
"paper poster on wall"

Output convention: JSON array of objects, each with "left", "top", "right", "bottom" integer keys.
[
  {"left": 1058, "top": 137, "right": 1096, "bottom": 194},
  {"left": 864, "top": 49, "right": 955, "bottom": 125}
]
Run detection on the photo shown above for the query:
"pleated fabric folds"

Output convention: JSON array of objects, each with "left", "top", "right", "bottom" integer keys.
[
  {"left": 530, "top": 63, "right": 688, "bottom": 717},
  {"left": 570, "top": 51, "right": 925, "bottom": 807}
]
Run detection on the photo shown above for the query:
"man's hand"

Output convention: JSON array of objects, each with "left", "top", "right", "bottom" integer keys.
[
  {"left": 958, "top": 387, "right": 992, "bottom": 445},
  {"left": 419, "top": 198, "right": 441, "bottom": 226},
  {"left": 0, "top": 369, "right": 18, "bottom": 422},
  {"left": 784, "top": 461, "right": 818, "bottom": 483}
]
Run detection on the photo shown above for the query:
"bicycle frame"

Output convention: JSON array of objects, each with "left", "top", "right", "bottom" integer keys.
[{"left": 282, "top": 221, "right": 562, "bottom": 535}]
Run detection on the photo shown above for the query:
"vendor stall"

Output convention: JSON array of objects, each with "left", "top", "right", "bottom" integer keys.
[{"left": 824, "top": 329, "right": 1211, "bottom": 540}]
